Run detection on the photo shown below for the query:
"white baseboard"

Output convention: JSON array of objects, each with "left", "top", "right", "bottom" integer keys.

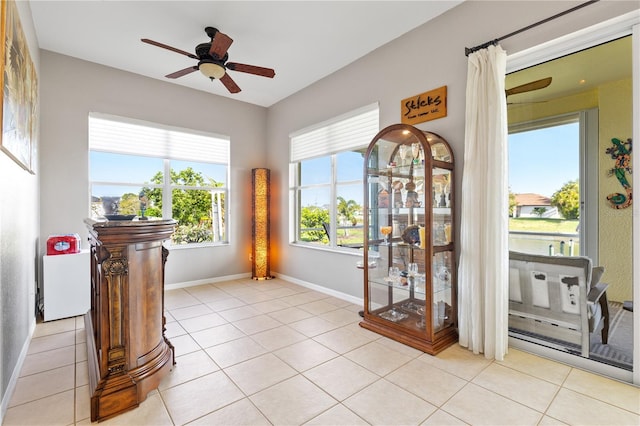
[
  {"left": 165, "top": 272, "right": 252, "bottom": 290},
  {"left": 165, "top": 271, "right": 364, "bottom": 308},
  {"left": 272, "top": 271, "right": 364, "bottom": 306}
]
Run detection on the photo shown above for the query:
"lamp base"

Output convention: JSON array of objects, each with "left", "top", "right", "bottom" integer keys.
[{"left": 252, "top": 276, "right": 274, "bottom": 280}]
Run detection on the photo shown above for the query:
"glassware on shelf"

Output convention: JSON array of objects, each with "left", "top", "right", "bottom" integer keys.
[
  {"left": 380, "top": 226, "right": 392, "bottom": 244},
  {"left": 388, "top": 266, "right": 401, "bottom": 285},
  {"left": 411, "top": 142, "right": 421, "bottom": 164},
  {"left": 398, "top": 145, "right": 409, "bottom": 166},
  {"left": 416, "top": 305, "right": 426, "bottom": 329},
  {"left": 408, "top": 263, "right": 418, "bottom": 275}
]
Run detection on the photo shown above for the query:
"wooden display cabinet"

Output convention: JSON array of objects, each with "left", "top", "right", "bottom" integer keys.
[
  {"left": 360, "top": 124, "right": 457, "bottom": 354},
  {"left": 84, "top": 219, "right": 176, "bottom": 422}
]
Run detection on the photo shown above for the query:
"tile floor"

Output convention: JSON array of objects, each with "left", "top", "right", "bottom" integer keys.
[{"left": 3, "top": 277, "right": 640, "bottom": 425}]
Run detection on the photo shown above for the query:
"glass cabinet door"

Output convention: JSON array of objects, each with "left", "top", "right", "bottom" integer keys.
[{"left": 361, "top": 124, "right": 457, "bottom": 354}]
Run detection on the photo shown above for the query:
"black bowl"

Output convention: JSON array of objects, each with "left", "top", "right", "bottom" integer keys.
[{"left": 104, "top": 214, "right": 136, "bottom": 221}]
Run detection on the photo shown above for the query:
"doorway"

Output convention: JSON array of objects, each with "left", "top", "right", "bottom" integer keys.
[{"left": 506, "top": 30, "right": 635, "bottom": 382}]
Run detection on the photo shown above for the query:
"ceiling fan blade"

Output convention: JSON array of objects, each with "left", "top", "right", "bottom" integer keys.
[
  {"left": 209, "top": 31, "right": 234, "bottom": 59},
  {"left": 226, "top": 62, "right": 275, "bottom": 78},
  {"left": 219, "top": 73, "right": 241, "bottom": 93},
  {"left": 166, "top": 66, "right": 198, "bottom": 79},
  {"left": 141, "top": 38, "right": 198, "bottom": 60},
  {"left": 505, "top": 77, "right": 552, "bottom": 97}
]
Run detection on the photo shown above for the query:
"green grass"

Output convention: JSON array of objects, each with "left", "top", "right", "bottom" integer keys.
[{"left": 509, "top": 217, "right": 579, "bottom": 234}]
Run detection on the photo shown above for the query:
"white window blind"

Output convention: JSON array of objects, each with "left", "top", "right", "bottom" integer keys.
[
  {"left": 89, "top": 113, "right": 229, "bottom": 164},
  {"left": 290, "top": 103, "right": 379, "bottom": 162}
]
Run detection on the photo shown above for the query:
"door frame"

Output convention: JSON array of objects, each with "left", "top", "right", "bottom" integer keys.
[{"left": 506, "top": 10, "right": 639, "bottom": 384}]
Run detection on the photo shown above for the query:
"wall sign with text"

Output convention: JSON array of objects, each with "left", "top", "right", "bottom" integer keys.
[{"left": 401, "top": 86, "right": 447, "bottom": 125}]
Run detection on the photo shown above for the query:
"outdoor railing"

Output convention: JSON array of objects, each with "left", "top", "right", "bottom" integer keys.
[{"left": 509, "top": 231, "right": 580, "bottom": 256}]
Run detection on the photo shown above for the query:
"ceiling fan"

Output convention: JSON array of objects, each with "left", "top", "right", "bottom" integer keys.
[
  {"left": 141, "top": 27, "right": 275, "bottom": 94},
  {"left": 506, "top": 77, "right": 552, "bottom": 104}
]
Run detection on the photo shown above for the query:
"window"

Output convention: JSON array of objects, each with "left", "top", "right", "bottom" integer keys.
[
  {"left": 89, "top": 113, "right": 230, "bottom": 246},
  {"left": 289, "top": 103, "right": 379, "bottom": 250}
]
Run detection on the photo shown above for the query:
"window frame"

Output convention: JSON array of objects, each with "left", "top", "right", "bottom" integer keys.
[
  {"left": 288, "top": 103, "right": 379, "bottom": 252},
  {"left": 88, "top": 114, "right": 230, "bottom": 248}
]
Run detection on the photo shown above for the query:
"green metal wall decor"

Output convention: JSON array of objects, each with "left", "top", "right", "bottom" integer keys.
[{"left": 605, "top": 137, "right": 632, "bottom": 209}]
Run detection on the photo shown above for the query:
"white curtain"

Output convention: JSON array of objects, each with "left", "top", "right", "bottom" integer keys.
[{"left": 458, "top": 45, "right": 509, "bottom": 360}]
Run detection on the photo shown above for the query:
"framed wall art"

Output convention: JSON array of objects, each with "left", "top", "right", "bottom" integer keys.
[{"left": 1, "top": 0, "right": 38, "bottom": 173}]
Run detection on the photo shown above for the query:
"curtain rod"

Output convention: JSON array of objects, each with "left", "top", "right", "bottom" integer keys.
[{"left": 464, "top": 0, "right": 600, "bottom": 56}]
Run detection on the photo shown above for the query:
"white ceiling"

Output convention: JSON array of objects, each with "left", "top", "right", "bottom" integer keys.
[{"left": 29, "top": 1, "right": 464, "bottom": 107}]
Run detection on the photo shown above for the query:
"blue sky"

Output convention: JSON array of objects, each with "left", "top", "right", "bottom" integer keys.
[{"left": 508, "top": 122, "right": 579, "bottom": 197}]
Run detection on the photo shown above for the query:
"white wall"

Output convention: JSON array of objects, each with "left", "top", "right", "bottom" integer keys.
[
  {"left": 0, "top": 0, "right": 40, "bottom": 415},
  {"left": 38, "top": 52, "right": 269, "bottom": 286},
  {"left": 265, "top": 0, "right": 639, "bottom": 299}
]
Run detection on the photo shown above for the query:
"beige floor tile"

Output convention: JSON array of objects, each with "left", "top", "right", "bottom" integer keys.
[
  {"left": 27, "top": 330, "right": 76, "bottom": 355},
  {"left": 76, "top": 342, "right": 87, "bottom": 362},
  {"left": 386, "top": 358, "right": 467, "bottom": 407},
  {"left": 2, "top": 389, "right": 74, "bottom": 426},
  {"left": 159, "top": 349, "right": 219, "bottom": 390},
  {"left": 472, "top": 363, "right": 559, "bottom": 412},
  {"left": 33, "top": 317, "right": 76, "bottom": 338},
  {"left": 442, "top": 382, "right": 542, "bottom": 425},
  {"left": 299, "top": 300, "right": 341, "bottom": 315},
  {"left": 178, "top": 312, "right": 227, "bottom": 333},
  {"left": 205, "top": 336, "right": 268, "bottom": 368},
  {"left": 274, "top": 339, "right": 339, "bottom": 372},
  {"left": 268, "top": 306, "right": 316, "bottom": 324},
  {"left": 236, "top": 291, "right": 278, "bottom": 304},
  {"left": 498, "top": 348, "right": 571, "bottom": 385},
  {"left": 75, "top": 327, "right": 86, "bottom": 344},
  {"left": 170, "top": 334, "right": 202, "bottom": 357},
  {"left": 322, "top": 296, "right": 356, "bottom": 308},
  {"left": 319, "top": 308, "right": 361, "bottom": 326},
  {"left": 188, "top": 398, "right": 271, "bottom": 425},
  {"left": 345, "top": 341, "right": 413, "bottom": 376},
  {"left": 164, "top": 289, "right": 202, "bottom": 310},
  {"left": 261, "top": 286, "right": 301, "bottom": 299},
  {"left": 75, "top": 384, "right": 91, "bottom": 423},
  {"left": 250, "top": 298, "right": 292, "bottom": 314},
  {"left": 169, "top": 333, "right": 203, "bottom": 357},
  {"left": 76, "top": 360, "right": 89, "bottom": 387},
  {"left": 218, "top": 305, "right": 263, "bottom": 322},
  {"left": 547, "top": 388, "right": 640, "bottom": 425},
  {"left": 538, "top": 414, "right": 569, "bottom": 425},
  {"left": 97, "top": 391, "right": 173, "bottom": 425},
  {"left": 161, "top": 371, "right": 245, "bottom": 425},
  {"left": 313, "top": 326, "right": 376, "bottom": 354},
  {"left": 280, "top": 292, "right": 322, "bottom": 306},
  {"left": 304, "top": 356, "right": 379, "bottom": 401},
  {"left": 9, "top": 364, "right": 75, "bottom": 407},
  {"left": 417, "top": 344, "right": 492, "bottom": 381},
  {"left": 304, "top": 403, "right": 369, "bottom": 425},
  {"left": 225, "top": 353, "right": 297, "bottom": 395},
  {"left": 169, "top": 303, "right": 213, "bottom": 321},
  {"left": 190, "top": 323, "right": 246, "bottom": 348},
  {"left": 206, "top": 296, "right": 246, "bottom": 312},
  {"left": 289, "top": 316, "right": 341, "bottom": 337},
  {"left": 376, "top": 336, "right": 424, "bottom": 358},
  {"left": 232, "top": 314, "right": 283, "bottom": 335},
  {"left": 250, "top": 375, "right": 338, "bottom": 425},
  {"left": 562, "top": 368, "right": 640, "bottom": 414},
  {"left": 251, "top": 325, "right": 307, "bottom": 351},
  {"left": 164, "top": 319, "right": 188, "bottom": 338},
  {"left": 184, "top": 284, "right": 229, "bottom": 302},
  {"left": 344, "top": 378, "right": 437, "bottom": 425},
  {"left": 421, "top": 409, "right": 468, "bottom": 425},
  {"left": 19, "top": 345, "right": 75, "bottom": 376}
]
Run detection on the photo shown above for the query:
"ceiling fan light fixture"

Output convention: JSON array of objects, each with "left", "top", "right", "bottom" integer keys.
[{"left": 199, "top": 61, "right": 226, "bottom": 79}]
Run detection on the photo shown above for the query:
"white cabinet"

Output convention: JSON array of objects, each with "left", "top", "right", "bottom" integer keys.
[{"left": 43, "top": 250, "right": 90, "bottom": 321}]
